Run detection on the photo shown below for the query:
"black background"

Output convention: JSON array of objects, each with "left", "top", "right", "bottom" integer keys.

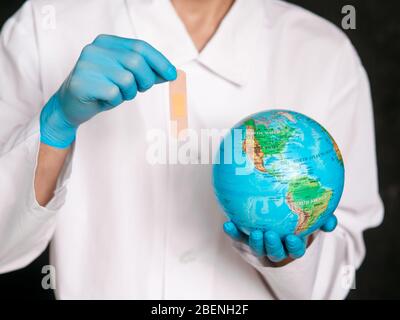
[{"left": 0, "top": 0, "right": 399, "bottom": 300}]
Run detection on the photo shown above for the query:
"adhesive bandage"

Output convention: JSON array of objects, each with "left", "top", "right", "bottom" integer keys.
[{"left": 169, "top": 69, "right": 188, "bottom": 138}]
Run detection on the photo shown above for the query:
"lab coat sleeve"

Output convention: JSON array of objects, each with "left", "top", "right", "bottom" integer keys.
[
  {"left": 234, "top": 39, "right": 384, "bottom": 300},
  {"left": 0, "top": 1, "right": 72, "bottom": 273}
]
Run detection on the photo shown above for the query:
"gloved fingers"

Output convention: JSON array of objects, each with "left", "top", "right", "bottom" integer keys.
[
  {"left": 92, "top": 35, "right": 177, "bottom": 82},
  {"left": 105, "top": 68, "right": 138, "bottom": 101},
  {"left": 71, "top": 72, "right": 124, "bottom": 108},
  {"left": 77, "top": 45, "right": 154, "bottom": 96},
  {"left": 75, "top": 45, "right": 136, "bottom": 103},
  {"left": 264, "top": 231, "right": 287, "bottom": 262},
  {"left": 154, "top": 74, "right": 172, "bottom": 85},
  {"left": 130, "top": 40, "right": 177, "bottom": 82},
  {"left": 320, "top": 214, "right": 338, "bottom": 232},
  {"left": 249, "top": 230, "right": 265, "bottom": 256},
  {"left": 223, "top": 221, "right": 246, "bottom": 242},
  {"left": 118, "top": 52, "right": 157, "bottom": 92},
  {"left": 284, "top": 234, "right": 306, "bottom": 259}
]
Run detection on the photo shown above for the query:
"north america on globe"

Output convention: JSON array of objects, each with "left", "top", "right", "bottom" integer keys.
[{"left": 213, "top": 110, "right": 345, "bottom": 238}]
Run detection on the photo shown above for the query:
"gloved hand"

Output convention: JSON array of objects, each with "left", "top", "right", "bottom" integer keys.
[
  {"left": 40, "top": 34, "right": 177, "bottom": 148},
  {"left": 223, "top": 215, "right": 337, "bottom": 263}
]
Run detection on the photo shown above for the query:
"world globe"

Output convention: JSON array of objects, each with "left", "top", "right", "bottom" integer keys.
[{"left": 212, "top": 110, "right": 345, "bottom": 238}]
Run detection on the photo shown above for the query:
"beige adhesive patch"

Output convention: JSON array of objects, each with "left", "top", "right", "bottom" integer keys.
[{"left": 169, "top": 70, "right": 188, "bottom": 138}]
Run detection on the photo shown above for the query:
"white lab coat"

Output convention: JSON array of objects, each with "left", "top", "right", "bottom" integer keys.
[{"left": 0, "top": 0, "right": 383, "bottom": 299}]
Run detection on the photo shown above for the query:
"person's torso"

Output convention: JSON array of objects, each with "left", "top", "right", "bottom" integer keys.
[{"left": 29, "top": 0, "right": 345, "bottom": 299}]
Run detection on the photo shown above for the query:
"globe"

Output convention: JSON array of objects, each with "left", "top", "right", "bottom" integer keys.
[{"left": 212, "top": 110, "right": 345, "bottom": 238}]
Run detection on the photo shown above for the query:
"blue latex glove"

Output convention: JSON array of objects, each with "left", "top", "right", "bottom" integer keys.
[
  {"left": 40, "top": 35, "right": 177, "bottom": 148},
  {"left": 223, "top": 215, "right": 337, "bottom": 263}
]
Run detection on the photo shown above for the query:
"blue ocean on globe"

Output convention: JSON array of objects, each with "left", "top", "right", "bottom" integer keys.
[{"left": 212, "top": 110, "right": 345, "bottom": 238}]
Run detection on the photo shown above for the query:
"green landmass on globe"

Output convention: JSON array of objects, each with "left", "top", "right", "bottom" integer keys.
[
  {"left": 286, "top": 176, "right": 332, "bottom": 233},
  {"left": 242, "top": 114, "right": 296, "bottom": 173}
]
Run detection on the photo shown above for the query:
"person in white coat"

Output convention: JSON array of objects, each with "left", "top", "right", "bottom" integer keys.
[{"left": 0, "top": 0, "right": 383, "bottom": 299}]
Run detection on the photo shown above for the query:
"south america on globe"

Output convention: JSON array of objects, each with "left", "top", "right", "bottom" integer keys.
[{"left": 212, "top": 110, "right": 345, "bottom": 238}]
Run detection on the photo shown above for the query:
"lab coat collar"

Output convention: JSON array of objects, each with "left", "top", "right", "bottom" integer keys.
[{"left": 126, "top": 0, "right": 269, "bottom": 86}]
